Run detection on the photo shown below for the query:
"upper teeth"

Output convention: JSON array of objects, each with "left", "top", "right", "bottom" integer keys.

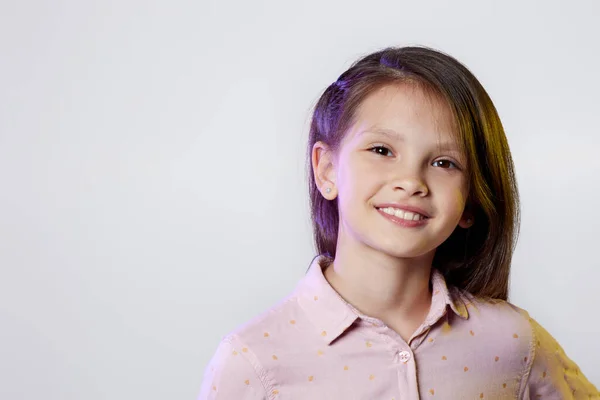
[{"left": 380, "top": 207, "right": 425, "bottom": 221}]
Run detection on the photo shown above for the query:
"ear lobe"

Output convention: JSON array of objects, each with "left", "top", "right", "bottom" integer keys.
[{"left": 458, "top": 214, "right": 474, "bottom": 229}]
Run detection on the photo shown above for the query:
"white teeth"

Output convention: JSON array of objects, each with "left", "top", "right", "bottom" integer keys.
[{"left": 380, "top": 207, "right": 425, "bottom": 221}]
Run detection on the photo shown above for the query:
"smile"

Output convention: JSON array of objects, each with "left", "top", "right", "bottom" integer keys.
[{"left": 377, "top": 207, "right": 428, "bottom": 221}]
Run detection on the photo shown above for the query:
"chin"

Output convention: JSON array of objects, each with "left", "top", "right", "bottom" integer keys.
[{"left": 371, "top": 240, "right": 435, "bottom": 260}]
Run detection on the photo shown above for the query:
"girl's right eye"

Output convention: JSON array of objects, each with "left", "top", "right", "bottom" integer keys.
[{"left": 368, "top": 145, "right": 393, "bottom": 157}]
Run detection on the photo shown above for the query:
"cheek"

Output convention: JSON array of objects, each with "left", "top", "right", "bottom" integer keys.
[
  {"left": 452, "top": 187, "right": 467, "bottom": 215},
  {"left": 341, "top": 158, "right": 374, "bottom": 191}
]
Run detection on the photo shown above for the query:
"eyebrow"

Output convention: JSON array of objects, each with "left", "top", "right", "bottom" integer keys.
[
  {"left": 359, "top": 128, "right": 460, "bottom": 151},
  {"left": 358, "top": 127, "right": 404, "bottom": 141}
]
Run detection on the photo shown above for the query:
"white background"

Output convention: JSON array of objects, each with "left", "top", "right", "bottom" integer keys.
[{"left": 1, "top": 0, "right": 599, "bottom": 399}]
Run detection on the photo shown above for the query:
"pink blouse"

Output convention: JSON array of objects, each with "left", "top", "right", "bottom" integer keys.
[{"left": 199, "top": 255, "right": 599, "bottom": 399}]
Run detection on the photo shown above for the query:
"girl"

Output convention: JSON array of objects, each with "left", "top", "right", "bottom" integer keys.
[{"left": 199, "top": 46, "right": 599, "bottom": 399}]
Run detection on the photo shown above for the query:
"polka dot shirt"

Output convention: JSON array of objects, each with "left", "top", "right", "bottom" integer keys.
[{"left": 199, "top": 255, "right": 599, "bottom": 399}]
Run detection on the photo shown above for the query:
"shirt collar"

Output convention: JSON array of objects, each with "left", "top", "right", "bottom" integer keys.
[{"left": 295, "top": 254, "right": 469, "bottom": 345}]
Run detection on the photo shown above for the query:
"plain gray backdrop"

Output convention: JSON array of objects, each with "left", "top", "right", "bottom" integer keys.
[{"left": 1, "top": 0, "right": 599, "bottom": 399}]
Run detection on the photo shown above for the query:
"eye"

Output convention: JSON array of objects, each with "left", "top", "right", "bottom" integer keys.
[
  {"left": 368, "top": 145, "right": 393, "bottom": 157},
  {"left": 432, "top": 159, "right": 459, "bottom": 169}
]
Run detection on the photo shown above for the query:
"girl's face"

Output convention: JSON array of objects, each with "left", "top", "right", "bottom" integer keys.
[{"left": 314, "top": 83, "right": 472, "bottom": 260}]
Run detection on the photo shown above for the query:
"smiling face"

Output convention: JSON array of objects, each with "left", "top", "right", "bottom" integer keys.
[{"left": 313, "top": 82, "right": 473, "bottom": 260}]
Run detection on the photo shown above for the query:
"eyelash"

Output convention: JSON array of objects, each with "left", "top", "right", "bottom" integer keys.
[{"left": 368, "top": 145, "right": 460, "bottom": 170}]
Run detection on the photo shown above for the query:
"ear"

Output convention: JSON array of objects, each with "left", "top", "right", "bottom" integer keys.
[
  {"left": 312, "top": 141, "right": 338, "bottom": 200},
  {"left": 458, "top": 208, "right": 474, "bottom": 229}
]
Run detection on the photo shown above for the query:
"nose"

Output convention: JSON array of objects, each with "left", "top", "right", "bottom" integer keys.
[{"left": 394, "top": 175, "right": 428, "bottom": 197}]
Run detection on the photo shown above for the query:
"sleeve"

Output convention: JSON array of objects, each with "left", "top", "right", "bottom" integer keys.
[
  {"left": 197, "top": 336, "right": 268, "bottom": 400},
  {"left": 525, "top": 317, "right": 600, "bottom": 399}
]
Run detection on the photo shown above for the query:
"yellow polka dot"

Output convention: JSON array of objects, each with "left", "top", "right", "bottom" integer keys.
[
  {"left": 317, "top": 350, "right": 324, "bottom": 356},
  {"left": 321, "top": 330, "right": 327, "bottom": 336},
  {"left": 308, "top": 376, "right": 314, "bottom": 381},
  {"left": 495, "top": 356, "right": 499, "bottom": 362},
  {"left": 264, "top": 332, "right": 270, "bottom": 337},
  {"left": 502, "top": 383, "right": 507, "bottom": 388},
  {"left": 212, "top": 385, "right": 217, "bottom": 391},
  {"left": 366, "top": 341, "right": 372, "bottom": 348},
  {"left": 314, "top": 295, "right": 319, "bottom": 300},
  {"left": 290, "top": 320, "right": 296, "bottom": 324},
  {"left": 244, "top": 380, "right": 250, "bottom": 385},
  {"left": 441, "top": 321, "right": 451, "bottom": 334},
  {"left": 513, "top": 333, "right": 519, "bottom": 339},
  {"left": 428, "top": 338, "right": 434, "bottom": 343},
  {"left": 369, "top": 374, "right": 375, "bottom": 380},
  {"left": 542, "top": 371, "right": 547, "bottom": 378},
  {"left": 464, "top": 366, "right": 469, "bottom": 372},
  {"left": 480, "top": 393, "right": 484, "bottom": 398},
  {"left": 470, "top": 330, "right": 475, "bottom": 336},
  {"left": 429, "top": 389, "right": 435, "bottom": 395},
  {"left": 441, "top": 356, "right": 447, "bottom": 360},
  {"left": 343, "top": 365, "right": 349, "bottom": 370},
  {"left": 272, "top": 355, "right": 278, "bottom": 360},
  {"left": 434, "top": 290, "right": 440, "bottom": 295},
  {"left": 232, "top": 350, "right": 238, "bottom": 356},
  {"left": 242, "top": 347, "right": 248, "bottom": 352},
  {"left": 272, "top": 389, "right": 279, "bottom": 395}
]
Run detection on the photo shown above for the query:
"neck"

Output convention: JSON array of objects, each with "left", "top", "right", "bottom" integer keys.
[{"left": 323, "top": 235, "right": 434, "bottom": 338}]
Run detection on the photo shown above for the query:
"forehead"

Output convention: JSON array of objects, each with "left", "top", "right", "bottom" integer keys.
[{"left": 346, "top": 82, "right": 457, "bottom": 144}]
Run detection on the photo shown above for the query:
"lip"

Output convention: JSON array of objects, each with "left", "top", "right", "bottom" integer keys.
[
  {"left": 374, "top": 203, "right": 432, "bottom": 218},
  {"left": 376, "top": 207, "right": 429, "bottom": 228}
]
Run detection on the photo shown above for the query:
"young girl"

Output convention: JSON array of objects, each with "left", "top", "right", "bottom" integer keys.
[{"left": 198, "top": 46, "right": 599, "bottom": 399}]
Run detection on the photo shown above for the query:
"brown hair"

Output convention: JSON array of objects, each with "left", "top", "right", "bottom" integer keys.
[{"left": 306, "top": 46, "right": 520, "bottom": 300}]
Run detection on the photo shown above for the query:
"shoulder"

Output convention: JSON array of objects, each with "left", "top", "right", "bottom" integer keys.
[
  {"left": 226, "top": 290, "right": 308, "bottom": 354},
  {"left": 199, "top": 292, "right": 307, "bottom": 399},
  {"left": 444, "top": 290, "right": 537, "bottom": 380},
  {"left": 523, "top": 316, "right": 599, "bottom": 398},
  {"left": 461, "top": 294, "right": 599, "bottom": 397},
  {"left": 198, "top": 335, "right": 270, "bottom": 399},
  {"left": 455, "top": 289, "right": 535, "bottom": 343}
]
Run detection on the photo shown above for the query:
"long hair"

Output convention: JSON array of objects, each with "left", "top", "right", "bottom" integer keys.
[{"left": 306, "top": 46, "right": 520, "bottom": 300}]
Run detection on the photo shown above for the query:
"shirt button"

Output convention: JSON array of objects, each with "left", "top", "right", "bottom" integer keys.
[{"left": 398, "top": 350, "right": 411, "bottom": 363}]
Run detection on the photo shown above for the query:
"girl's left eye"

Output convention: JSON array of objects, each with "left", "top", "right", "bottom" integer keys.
[{"left": 432, "top": 159, "right": 458, "bottom": 169}]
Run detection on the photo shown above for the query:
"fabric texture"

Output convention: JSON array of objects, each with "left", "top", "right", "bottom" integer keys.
[{"left": 199, "top": 255, "right": 599, "bottom": 399}]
